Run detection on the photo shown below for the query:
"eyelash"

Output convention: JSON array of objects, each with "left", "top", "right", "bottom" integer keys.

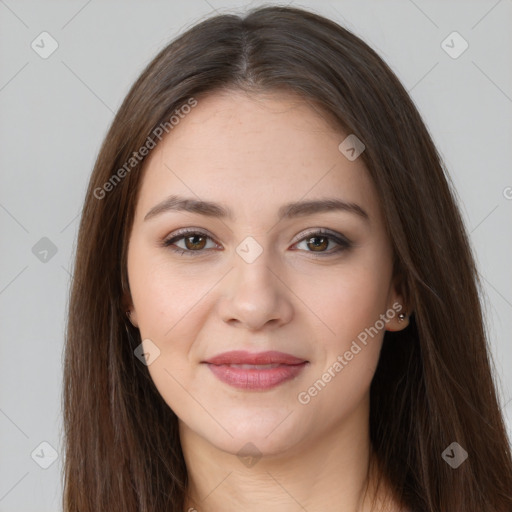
[{"left": 161, "top": 228, "right": 352, "bottom": 257}]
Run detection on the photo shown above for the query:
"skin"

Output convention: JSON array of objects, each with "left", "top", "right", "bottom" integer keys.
[{"left": 125, "top": 89, "right": 410, "bottom": 512}]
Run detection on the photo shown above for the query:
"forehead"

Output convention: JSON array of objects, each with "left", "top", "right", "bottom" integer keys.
[{"left": 134, "top": 90, "right": 381, "bottom": 225}]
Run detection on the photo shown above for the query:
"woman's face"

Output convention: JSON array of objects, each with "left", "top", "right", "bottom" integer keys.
[{"left": 126, "top": 90, "right": 406, "bottom": 456}]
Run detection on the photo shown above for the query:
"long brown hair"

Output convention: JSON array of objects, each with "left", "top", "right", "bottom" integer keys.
[{"left": 62, "top": 6, "right": 512, "bottom": 511}]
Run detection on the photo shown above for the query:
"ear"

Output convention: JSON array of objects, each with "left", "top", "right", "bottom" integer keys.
[
  {"left": 122, "top": 291, "right": 139, "bottom": 328},
  {"left": 385, "top": 270, "right": 413, "bottom": 332}
]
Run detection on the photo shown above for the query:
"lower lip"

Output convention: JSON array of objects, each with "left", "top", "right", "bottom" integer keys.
[{"left": 205, "top": 362, "right": 308, "bottom": 390}]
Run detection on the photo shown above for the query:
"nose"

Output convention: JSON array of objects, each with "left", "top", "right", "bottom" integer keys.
[{"left": 217, "top": 249, "right": 294, "bottom": 332}]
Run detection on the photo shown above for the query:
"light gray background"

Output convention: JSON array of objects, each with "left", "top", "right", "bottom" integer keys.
[{"left": 0, "top": 1, "right": 511, "bottom": 510}]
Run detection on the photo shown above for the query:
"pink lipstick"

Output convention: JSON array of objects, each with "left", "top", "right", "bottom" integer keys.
[{"left": 203, "top": 350, "right": 308, "bottom": 390}]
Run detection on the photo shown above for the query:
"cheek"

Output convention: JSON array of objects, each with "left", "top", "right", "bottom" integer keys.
[
  {"left": 127, "top": 248, "right": 210, "bottom": 416},
  {"left": 292, "top": 252, "right": 393, "bottom": 406},
  {"left": 295, "top": 256, "right": 392, "bottom": 346},
  {"left": 128, "top": 243, "right": 205, "bottom": 340}
]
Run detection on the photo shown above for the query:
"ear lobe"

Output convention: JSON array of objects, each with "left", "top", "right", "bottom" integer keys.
[
  {"left": 121, "top": 293, "right": 139, "bottom": 328},
  {"left": 385, "top": 304, "right": 410, "bottom": 332},
  {"left": 386, "top": 271, "right": 413, "bottom": 332},
  {"left": 126, "top": 309, "right": 139, "bottom": 328}
]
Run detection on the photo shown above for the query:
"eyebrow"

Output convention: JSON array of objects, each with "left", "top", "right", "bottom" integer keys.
[{"left": 143, "top": 194, "right": 369, "bottom": 222}]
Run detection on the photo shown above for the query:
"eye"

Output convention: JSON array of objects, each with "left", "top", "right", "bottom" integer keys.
[
  {"left": 292, "top": 228, "right": 352, "bottom": 256},
  {"left": 162, "top": 229, "right": 219, "bottom": 256}
]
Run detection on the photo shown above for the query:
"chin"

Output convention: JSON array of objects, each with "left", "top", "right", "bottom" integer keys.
[
  {"left": 216, "top": 431, "right": 302, "bottom": 461},
  {"left": 189, "top": 412, "right": 306, "bottom": 459}
]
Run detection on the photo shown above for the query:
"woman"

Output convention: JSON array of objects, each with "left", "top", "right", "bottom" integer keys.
[{"left": 62, "top": 5, "right": 512, "bottom": 511}]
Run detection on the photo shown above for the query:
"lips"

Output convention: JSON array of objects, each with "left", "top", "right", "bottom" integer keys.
[{"left": 203, "top": 350, "right": 308, "bottom": 390}]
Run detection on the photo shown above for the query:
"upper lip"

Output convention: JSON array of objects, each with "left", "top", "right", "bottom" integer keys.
[{"left": 203, "top": 350, "right": 307, "bottom": 365}]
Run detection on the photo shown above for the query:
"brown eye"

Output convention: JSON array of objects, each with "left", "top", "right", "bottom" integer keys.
[
  {"left": 183, "top": 234, "right": 207, "bottom": 250},
  {"left": 163, "top": 230, "right": 218, "bottom": 256},
  {"left": 294, "top": 229, "right": 352, "bottom": 256},
  {"left": 305, "top": 235, "right": 329, "bottom": 252}
]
